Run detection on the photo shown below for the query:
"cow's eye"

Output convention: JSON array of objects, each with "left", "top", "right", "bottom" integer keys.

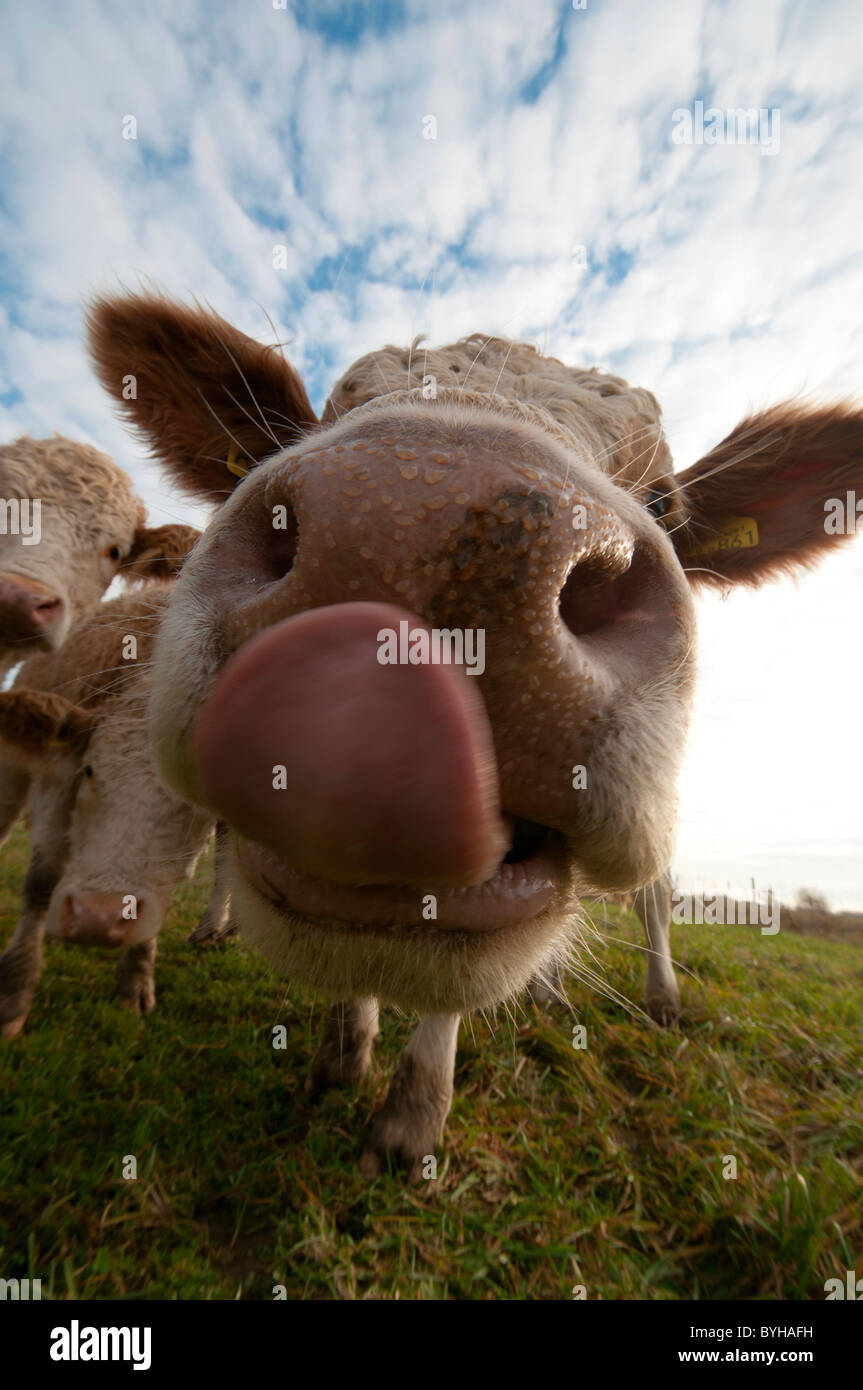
[
  {"left": 83, "top": 765, "right": 94, "bottom": 778},
  {"left": 107, "top": 545, "right": 121, "bottom": 562},
  {"left": 644, "top": 488, "right": 669, "bottom": 520}
]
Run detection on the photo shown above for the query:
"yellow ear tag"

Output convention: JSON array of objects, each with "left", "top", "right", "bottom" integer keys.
[
  {"left": 226, "top": 444, "right": 250, "bottom": 479},
  {"left": 687, "top": 516, "right": 759, "bottom": 557}
]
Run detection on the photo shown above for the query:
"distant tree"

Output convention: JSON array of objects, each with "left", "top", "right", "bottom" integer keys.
[{"left": 797, "top": 888, "right": 830, "bottom": 913}]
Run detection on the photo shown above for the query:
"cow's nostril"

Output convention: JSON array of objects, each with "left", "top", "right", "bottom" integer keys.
[
  {"left": 257, "top": 504, "right": 299, "bottom": 582},
  {"left": 33, "top": 597, "right": 63, "bottom": 623},
  {"left": 559, "top": 548, "right": 635, "bottom": 637}
]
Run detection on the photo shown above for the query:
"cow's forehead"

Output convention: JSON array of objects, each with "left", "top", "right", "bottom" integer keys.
[
  {"left": 0, "top": 437, "right": 139, "bottom": 510},
  {"left": 322, "top": 335, "right": 672, "bottom": 488}
]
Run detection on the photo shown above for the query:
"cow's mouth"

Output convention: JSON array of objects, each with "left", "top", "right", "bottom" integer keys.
[{"left": 236, "top": 815, "right": 566, "bottom": 931}]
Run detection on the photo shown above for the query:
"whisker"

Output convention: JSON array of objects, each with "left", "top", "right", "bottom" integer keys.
[
  {"left": 208, "top": 327, "right": 282, "bottom": 451},
  {"left": 193, "top": 387, "right": 251, "bottom": 462}
]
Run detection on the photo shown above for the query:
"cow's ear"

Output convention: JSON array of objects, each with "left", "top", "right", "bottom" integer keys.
[
  {"left": 85, "top": 292, "right": 319, "bottom": 504},
  {"left": 0, "top": 691, "right": 97, "bottom": 763},
  {"left": 121, "top": 523, "right": 201, "bottom": 582},
  {"left": 672, "top": 402, "right": 863, "bottom": 587}
]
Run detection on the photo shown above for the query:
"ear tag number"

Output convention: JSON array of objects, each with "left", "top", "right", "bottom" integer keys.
[{"left": 687, "top": 515, "right": 759, "bottom": 556}]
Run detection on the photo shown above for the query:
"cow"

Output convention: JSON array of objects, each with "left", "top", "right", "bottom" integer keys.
[
  {"left": 86, "top": 291, "right": 863, "bottom": 1177},
  {"left": 0, "top": 434, "right": 195, "bottom": 675},
  {"left": 0, "top": 586, "right": 228, "bottom": 1037}
]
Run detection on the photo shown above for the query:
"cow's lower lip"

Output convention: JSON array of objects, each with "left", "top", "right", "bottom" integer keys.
[{"left": 236, "top": 824, "right": 565, "bottom": 931}]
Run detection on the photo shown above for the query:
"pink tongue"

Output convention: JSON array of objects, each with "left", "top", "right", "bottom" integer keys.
[{"left": 193, "top": 602, "right": 507, "bottom": 888}]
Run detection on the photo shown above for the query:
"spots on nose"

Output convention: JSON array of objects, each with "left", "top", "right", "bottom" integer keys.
[
  {"left": 430, "top": 488, "right": 556, "bottom": 624},
  {"left": 451, "top": 488, "right": 553, "bottom": 569}
]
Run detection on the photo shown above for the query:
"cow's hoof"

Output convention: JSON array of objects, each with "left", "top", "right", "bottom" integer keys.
[
  {"left": 306, "top": 1034, "right": 375, "bottom": 1098},
  {"left": 0, "top": 979, "right": 34, "bottom": 1038},
  {"left": 0, "top": 1012, "right": 28, "bottom": 1039},
  {"left": 188, "top": 914, "right": 237, "bottom": 947},
  {"left": 646, "top": 992, "right": 682, "bottom": 1026},
  {"left": 359, "top": 1113, "right": 442, "bottom": 1184},
  {"left": 117, "top": 982, "right": 156, "bottom": 1016},
  {"left": 359, "top": 1072, "right": 450, "bottom": 1182}
]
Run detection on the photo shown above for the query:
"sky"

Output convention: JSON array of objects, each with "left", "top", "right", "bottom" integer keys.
[{"left": 0, "top": 0, "right": 861, "bottom": 907}]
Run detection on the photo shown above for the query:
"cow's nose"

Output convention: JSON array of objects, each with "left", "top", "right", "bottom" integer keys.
[
  {"left": 59, "top": 893, "right": 134, "bottom": 946},
  {"left": 0, "top": 573, "right": 64, "bottom": 644},
  {"left": 176, "top": 413, "right": 695, "bottom": 883},
  {"left": 193, "top": 601, "right": 509, "bottom": 889}
]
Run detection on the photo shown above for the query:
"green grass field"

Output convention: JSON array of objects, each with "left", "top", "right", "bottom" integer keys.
[{"left": 0, "top": 821, "right": 860, "bottom": 1301}]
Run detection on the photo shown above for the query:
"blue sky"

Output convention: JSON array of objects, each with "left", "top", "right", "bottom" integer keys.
[{"left": 1, "top": 0, "right": 862, "bottom": 905}]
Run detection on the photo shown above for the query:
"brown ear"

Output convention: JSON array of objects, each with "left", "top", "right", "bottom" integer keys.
[
  {"left": 121, "top": 523, "right": 201, "bottom": 581},
  {"left": 0, "top": 691, "right": 97, "bottom": 762},
  {"left": 85, "top": 291, "right": 319, "bottom": 504},
  {"left": 672, "top": 401, "right": 863, "bottom": 587}
]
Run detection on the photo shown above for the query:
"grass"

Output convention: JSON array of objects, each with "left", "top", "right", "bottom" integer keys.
[{"left": 0, "top": 821, "right": 860, "bottom": 1301}]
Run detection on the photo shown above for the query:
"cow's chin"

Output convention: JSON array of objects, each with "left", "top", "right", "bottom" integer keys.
[{"left": 226, "top": 836, "right": 582, "bottom": 1013}]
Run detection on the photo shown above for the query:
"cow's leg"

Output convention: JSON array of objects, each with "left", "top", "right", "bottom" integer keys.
[
  {"left": 306, "top": 997, "right": 379, "bottom": 1097},
  {"left": 115, "top": 938, "right": 157, "bottom": 1015},
  {"left": 0, "top": 759, "right": 29, "bottom": 850},
  {"left": 189, "top": 822, "right": 235, "bottom": 945},
  {"left": 359, "top": 1012, "right": 460, "bottom": 1182},
  {"left": 527, "top": 956, "right": 563, "bottom": 1006},
  {"left": 0, "top": 779, "right": 76, "bottom": 1037},
  {"left": 635, "top": 870, "right": 681, "bottom": 1025},
  {"left": 0, "top": 850, "right": 60, "bottom": 1037}
]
